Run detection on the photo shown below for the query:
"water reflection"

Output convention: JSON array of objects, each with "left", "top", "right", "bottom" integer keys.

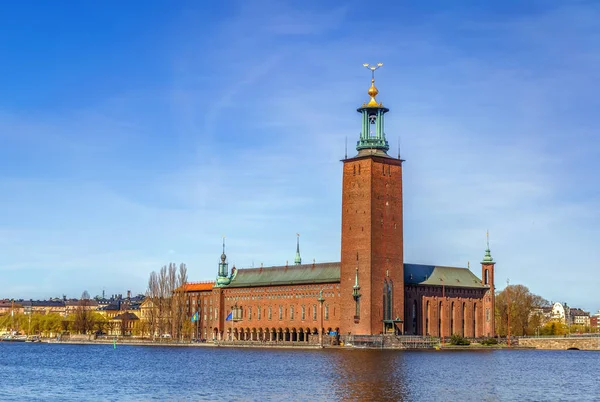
[{"left": 330, "top": 350, "right": 409, "bottom": 401}]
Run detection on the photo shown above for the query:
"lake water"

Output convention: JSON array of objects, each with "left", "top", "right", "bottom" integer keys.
[{"left": 0, "top": 343, "right": 598, "bottom": 401}]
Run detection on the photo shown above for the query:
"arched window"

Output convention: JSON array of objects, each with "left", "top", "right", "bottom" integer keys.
[
  {"left": 290, "top": 306, "right": 294, "bottom": 320},
  {"left": 383, "top": 280, "right": 393, "bottom": 321},
  {"left": 258, "top": 306, "right": 262, "bottom": 320},
  {"left": 473, "top": 303, "right": 477, "bottom": 337},
  {"left": 426, "top": 301, "right": 430, "bottom": 335},
  {"left": 412, "top": 300, "right": 418, "bottom": 335},
  {"left": 439, "top": 301, "right": 443, "bottom": 337},
  {"left": 279, "top": 305, "right": 283, "bottom": 320},
  {"left": 302, "top": 305, "right": 306, "bottom": 320},
  {"left": 462, "top": 303, "right": 466, "bottom": 336},
  {"left": 451, "top": 302, "right": 455, "bottom": 334},
  {"left": 313, "top": 305, "right": 317, "bottom": 320},
  {"left": 484, "top": 270, "right": 489, "bottom": 285},
  {"left": 325, "top": 305, "right": 329, "bottom": 320},
  {"left": 248, "top": 307, "right": 252, "bottom": 321},
  {"left": 268, "top": 306, "right": 272, "bottom": 320}
]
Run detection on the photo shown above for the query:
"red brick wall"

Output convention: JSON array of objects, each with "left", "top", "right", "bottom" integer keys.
[
  {"left": 404, "top": 285, "right": 487, "bottom": 337},
  {"left": 218, "top": 283, "right": 341, "bottom": 339},
  {"left": 340, "top": 155, "right": 404, "bottom": 335}
]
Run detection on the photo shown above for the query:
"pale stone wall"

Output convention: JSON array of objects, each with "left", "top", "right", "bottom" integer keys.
[{"left": 519, "top": 337, "right": 600, "bottom": 350}]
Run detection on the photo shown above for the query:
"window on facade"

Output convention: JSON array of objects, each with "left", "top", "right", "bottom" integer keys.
[
  {"left": 258, "top": 306, "right": 261, "bottom": 320},
  {"left": 302, "top": 305, "right": 306, "bottom": 320},
  {"left": 279, "top": 305, "right": 283, "bottom": 320},
  {"left": 268, "top": 307, "right": 272, "bottom": 320},
  {"left": 486, "top": 308, "right": 490, "bottom": 322},
  {"left": 249, "top": 307, "right": 252, "bottom": 321},
  {"left": 325, "top": 305, "right": 329, "bottom": 320},
  {"left": 313, "top": 305, "right": 317, "bottom": 320},
  {"left": 290, "top": 306, "right": 294, "bottom": 320},
  {"left": 485, "top": 270, "right": 489, "bottom": 285}
]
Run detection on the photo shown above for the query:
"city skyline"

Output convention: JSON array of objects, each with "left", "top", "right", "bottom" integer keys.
[{"left": 1, "top": 1, "right": 599, "bottom": 311}]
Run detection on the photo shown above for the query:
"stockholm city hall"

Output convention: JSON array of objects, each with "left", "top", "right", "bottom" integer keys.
[{"left": 183, "top": 65, "right": 496, "bottom": 343}]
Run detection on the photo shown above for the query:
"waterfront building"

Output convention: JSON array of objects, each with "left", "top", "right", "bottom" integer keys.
[{"left": 182, "top": 69, "right": 497, "bottom": 342}]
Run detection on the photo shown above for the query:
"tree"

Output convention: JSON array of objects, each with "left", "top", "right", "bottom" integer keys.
[
  {"left": 145, "top": 262, "right": 188, "bottom": 341},
  {"left": 73, "top": 290, "right": 95, "bottom": 334},
  {"left": 495, "top": 284, "right": 548, "bottom": 336}
]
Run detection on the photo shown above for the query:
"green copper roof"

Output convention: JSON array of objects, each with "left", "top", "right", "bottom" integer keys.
[
  {"left": 481, "top": 248, "right": 495, "bottom": 264},
  {"left": 404, "top": 264, "right": 486, "bottom": 289},
  {"left": 223, "top": 262, "right": 485, "bottom": 289},
  {"left": 226, "top": 262, "right": 340, "bottom": 288}
]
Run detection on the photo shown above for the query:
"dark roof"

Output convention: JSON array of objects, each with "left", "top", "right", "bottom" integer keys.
[
  {"left": 227, "top": 262, "right": 340, "bottom": 288},
  {"left": 113, "top": 312, "right": 139, "bottom": 321},
  {"left": 404, "top": 264, "right": 486, "bottom": 289},
  {"left": 21, "top": 300, "right": 65, "bottom": 307}
]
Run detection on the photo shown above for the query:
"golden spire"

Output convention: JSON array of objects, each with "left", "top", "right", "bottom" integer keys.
[{"left": 363, "top": 63, "right": 383, "bottom": 107}]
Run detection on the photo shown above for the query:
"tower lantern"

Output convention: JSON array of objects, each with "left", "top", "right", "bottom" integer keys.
[{"left": 356, "top": 63, "right": 389, "bottom": 153}]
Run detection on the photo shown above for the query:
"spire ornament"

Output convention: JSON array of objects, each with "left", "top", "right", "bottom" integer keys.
[{"left": 363, "top": 63, "right": 383, "bottom": 107}]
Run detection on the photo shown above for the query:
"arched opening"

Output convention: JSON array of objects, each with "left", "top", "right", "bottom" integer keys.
[
  {"left": 484, "top": 270, "right": 489, "bottom": 285},
  {"left": 450, "top": 302, "right": 455, "bottom": 335},
  {"left": 567, "top": 347, "right": 580, "bottom": 351},
  {"left": 291, "top": 328, "right": 297, "bottom": 342}
]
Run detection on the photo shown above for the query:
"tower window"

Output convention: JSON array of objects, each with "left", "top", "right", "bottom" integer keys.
[
  {"left": 353, "top": 165, "right": 356, "bottom": 175},
  {"left": 484, "top": 270, "right": 489, "bottom": 285}
]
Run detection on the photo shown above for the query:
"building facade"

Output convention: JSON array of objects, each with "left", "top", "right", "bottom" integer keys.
[{"left": 182, "top": 70, "right": 496, "bottom": 342}]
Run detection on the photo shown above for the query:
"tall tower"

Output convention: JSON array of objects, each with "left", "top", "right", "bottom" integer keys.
[
  {"left": 340, "top": 64, "right": 405, "bottom": 336},
  {"left": 481, "top": 232, "right": 496, "bottom": 337}
]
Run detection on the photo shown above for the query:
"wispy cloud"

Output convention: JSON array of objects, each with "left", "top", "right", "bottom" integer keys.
[{"left": 1, "top": 1, "right": 599, "bottom": 311}]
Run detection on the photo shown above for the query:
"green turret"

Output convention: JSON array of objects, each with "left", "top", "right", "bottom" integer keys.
[
  {"left": 481, "top": 231, "right": 495, "bottom": 265},
  {"left": 356, "top": 63, "right": 389, "bottom": 153},
  {"left": 216, "top": 237, "right": 232, "bottom": 287}
]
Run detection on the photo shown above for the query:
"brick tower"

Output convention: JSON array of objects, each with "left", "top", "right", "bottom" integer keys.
[
  {"left": 481, "top": 232, "right": 496, "bottom": 337},
  {"left": 340, "top": 64, "right": 404, "bottom": 336}
]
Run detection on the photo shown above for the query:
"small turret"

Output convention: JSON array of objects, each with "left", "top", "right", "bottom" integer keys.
[{"left": 216, "top": 237, "right": 232, "bottom": 287}]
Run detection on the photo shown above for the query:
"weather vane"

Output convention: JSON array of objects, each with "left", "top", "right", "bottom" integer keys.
[{"left": 363, "top": 62, "right": 383, "bottom": 79}]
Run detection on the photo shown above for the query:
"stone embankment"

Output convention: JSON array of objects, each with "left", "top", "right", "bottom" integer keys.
[{"left": 519, "top": 337, "right": 600, "bottom": 350}]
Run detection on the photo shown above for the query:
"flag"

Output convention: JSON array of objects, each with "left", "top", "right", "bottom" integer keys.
[
  {"left": 191, "top": 312, "right": 199, "bottom": 322},
  {"left": 226, "top": 312, "right": 233, "bottom": 321}
]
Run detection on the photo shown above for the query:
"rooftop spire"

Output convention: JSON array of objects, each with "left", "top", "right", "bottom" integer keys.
[
  {"left": 482, "top": 230, "right": 495, "bottom": 264},
  {"left": 294, "top": 233, "right": 302, "bottom": 265},
  {"left": 221, "top": 236, "right": 226, "bottom": 263}
]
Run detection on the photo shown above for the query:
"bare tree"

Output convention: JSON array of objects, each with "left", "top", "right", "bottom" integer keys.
[
  {"left": 73, "top": 290, "right": 94, "bottom": 334},
  {"left": 145, "top": 262, "right": 188, "bottom": 341},
  {"left": 146, "top": 271, "right": 160, "bottom": 339}
]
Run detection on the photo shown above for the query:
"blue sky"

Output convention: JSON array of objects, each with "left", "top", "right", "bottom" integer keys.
[{"left": 1, "top": 1, "right": 599, "bottom": 311}]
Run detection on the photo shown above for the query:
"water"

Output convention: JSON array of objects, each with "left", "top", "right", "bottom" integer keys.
[{"left": 1, "top": 343, "right": 598, "bottom": 401}]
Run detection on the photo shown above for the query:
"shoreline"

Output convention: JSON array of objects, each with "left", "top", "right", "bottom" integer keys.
[{"left": 11, "top": 339, "right": 538, "bottom": 351}]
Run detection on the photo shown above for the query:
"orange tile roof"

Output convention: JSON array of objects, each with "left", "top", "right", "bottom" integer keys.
[{"left": 182, "top": 282, "right": 215, "bottom": 292}]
